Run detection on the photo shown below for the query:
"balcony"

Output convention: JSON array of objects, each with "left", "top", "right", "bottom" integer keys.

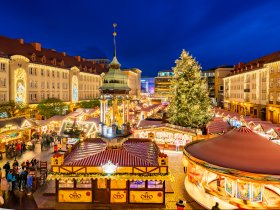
[{"left": 244, "top": 88, "right": 250, "bottom": 92}]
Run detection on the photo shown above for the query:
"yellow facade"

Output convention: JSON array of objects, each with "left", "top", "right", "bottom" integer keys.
[
  {"left": 122, "top": 68, "right": 142, "bottom": 99},
  {"left": 224, "top": 59, "right": 280, "bottom": 123}
]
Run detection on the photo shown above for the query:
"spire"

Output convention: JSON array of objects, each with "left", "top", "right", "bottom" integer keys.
[
  {"left": 110, "top": 23, "right": 121, "bottom": 69},
  {"left": 113, "top": 23, "right": 117, "bottom": 57}
]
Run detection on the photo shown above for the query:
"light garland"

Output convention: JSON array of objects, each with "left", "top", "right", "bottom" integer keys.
[{"left": 47, "top": 172, "right": 175, "bottom": 182}]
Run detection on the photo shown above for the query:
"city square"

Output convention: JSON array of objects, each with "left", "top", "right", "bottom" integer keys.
[{"left": 0, "top": 0, "right": 280, "bottom": 209}]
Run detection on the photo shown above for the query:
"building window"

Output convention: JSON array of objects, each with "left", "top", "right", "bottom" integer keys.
[
  {"left": 147, "top": 180, "right": 163, "bottom": 189},
  {"left": 76, "top": 180, "right": 91, "bottom": 188},
  {"left": 130, "top": 180, "right": 145, "bottom": 189},
  {"left": 219, "top": 86, "right": 224, "bottom": 91},
  {"left": 57, "top": 83, "right": 60, "bottom": 89},
  {"left": 52, "top": 71, "right": 55, "bottom": 77},
  {"left": 57, "top": 72, "right": 60, "bottom": 78},
  {"left": 0, "top": 63, "right": 6, "bottom": 71},
  {"left": 59, "top": 180, "right": 74, "bottom": 188},
  {"left": 47, "top": 82, "right": 49, "bottom": 89},
  {"left": 52, "top": 83, "right": 55, "bottom": 89},
  {"left": 0, "top": 93, "right": 6, "bottom": 102},
  {"left": 0, "top": 78, "right": 6, "bottom": 87},
  {"left": 277, "top": 93, "right": 280, "bottom": 102},
  {"left": 41, "top": 82, "right": 45, "bottom": 89},
  {"left": 41, "top": 69, "right": 44, "bottom": 76},
  {"left": 270, "top": 78, "right": 274, "bottom": 87},
  {"left": 41, "top": 93, "right": 45, "bottom": 100},
  {"left": 47, "top": 70, "right": 50, "bottom": 77}
]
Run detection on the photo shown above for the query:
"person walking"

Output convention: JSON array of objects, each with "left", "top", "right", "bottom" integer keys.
[
  {"left": 3, "top": 162, "right": 10, "bottom": 178},
  {"left": 1, "top": 177, "right": 9, "bottom": 202},
  {"left": 7, "top": 170, "right": 13, "bottom": 192}
]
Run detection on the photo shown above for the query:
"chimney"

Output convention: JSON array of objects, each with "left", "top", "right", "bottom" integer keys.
[
  {"left": 61, "top": 52, "right": 66, "bottom": 56},
  {"left": 31, "top": 42, "right": 41, "bottom": 51},
  {"left": 18, "top": 38, "right": 24, "bottom": 44},
  {"left": 75, "top": 56, "right": 81, "bottom": 62}
]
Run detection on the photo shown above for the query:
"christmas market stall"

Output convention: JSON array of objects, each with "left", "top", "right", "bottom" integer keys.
[
  {"left": 48, "top": 138, "right": 172, "bottom": 207},
  {"left": 134, "top": 123, "right": 196, "bottom": 149},
  {"left": 0, "top": 116, "right": 38, "bottom": 151},
  {"left": 183, "top": 126, "right": 280, "bottom": 209}
]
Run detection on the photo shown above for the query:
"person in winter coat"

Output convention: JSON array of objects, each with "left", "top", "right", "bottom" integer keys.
[
  {"left": 7, "top": 170, "right": 14, "bottom": 191},
  {"left": 1, "top": 177, "right": 9, "bottom": 202},
  {"left": 3, "top": 162, "right": 10, "bottom": 178},
  {"left": 27, "top": 174, "right": 33, "bottom": 194}
]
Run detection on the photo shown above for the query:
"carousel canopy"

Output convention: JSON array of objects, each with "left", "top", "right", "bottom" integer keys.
[{"left": 186, "top": 126, "right": 280, "bottom": 175}]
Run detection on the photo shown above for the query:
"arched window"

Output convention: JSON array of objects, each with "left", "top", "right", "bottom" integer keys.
[
  {"left": 42, "top": 56, "right": 46, "bottom": 63},
  {"left": 52, "top": 58, "right": 57, "bottom": 65},
  {"left": 31, "top": 53, "right": 36, "bottom": 62}
]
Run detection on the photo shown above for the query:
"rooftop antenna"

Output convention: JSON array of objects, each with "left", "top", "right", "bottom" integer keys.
[{"left": 113, "top": 23, "right": 117, "bottom": 57}]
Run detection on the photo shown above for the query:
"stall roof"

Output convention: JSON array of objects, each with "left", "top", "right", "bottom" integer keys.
[
  {"left": 138, "top": 119, "right": 163, "bottom": 128},
  {"left": 64, "top": 138, "right": 159, "bottom": 167},
  {"left": 186, "top": 126, "right": 280, "bottom": 175},
  {"left": 0, "top": 116, "right": 38, "bottom": 129}
]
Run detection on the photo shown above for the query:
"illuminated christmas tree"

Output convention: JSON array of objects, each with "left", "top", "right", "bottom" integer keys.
[{"left": 168, "top": 50, "right": 212, "bottom": 129}]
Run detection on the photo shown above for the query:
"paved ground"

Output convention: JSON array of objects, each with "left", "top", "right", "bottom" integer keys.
[
  {"left": 164, "top": 150, "right": 204, "bottom": 210},
  {"left": 0, "top": 144, "right": 203, "bottom": 210}
]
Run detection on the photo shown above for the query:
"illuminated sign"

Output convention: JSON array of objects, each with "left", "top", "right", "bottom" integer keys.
[
  {"left": 110, "top": 190, "right": 127, "bottom": 203},
  {"left": 58, "top": 190, "right": 92, "bottom": 202},
  {"left": 129, "top": 191, "right": 164, "bottom": 203}
]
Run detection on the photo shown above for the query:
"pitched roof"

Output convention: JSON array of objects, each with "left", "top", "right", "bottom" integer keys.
[
  {"left": 0, "top": 116, "right": 37, "bottom": 130},
  {"left": 0, "top": 35, "right": 107, "bottom": 74},
  {"left": 64, "top": 138, "right": 159, "bottom": 167}
]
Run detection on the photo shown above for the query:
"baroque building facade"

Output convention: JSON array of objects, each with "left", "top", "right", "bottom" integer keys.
[
  {"left": 0, "top": 36, "right": 142, "bottom": 105},
  {"left": 224, "top": 51, "right": 280, "bottom": 123},
  {"left": 0, "top": 36, "right": 107, "bottom": 105}
]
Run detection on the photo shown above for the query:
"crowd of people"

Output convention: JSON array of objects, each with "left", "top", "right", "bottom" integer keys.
[
  {"left": 0, "top": 158, "right": 39, "bottom": 204},
  {"left": 4, "top": 140, "right": 36, "bottom": 159}
]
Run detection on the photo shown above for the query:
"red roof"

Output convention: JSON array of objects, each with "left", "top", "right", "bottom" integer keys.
[
  {"left": 206, "top": 119, "right": 230, "bottom": 134},
  {"left": 64, "top": 139, "right": 159, "bottom": 167},
  {"left": 0, "top": 35, "right": 107, "bottom": 74},
  {"left": 186, "top": 127, "right": 280, "bottom": 175}
]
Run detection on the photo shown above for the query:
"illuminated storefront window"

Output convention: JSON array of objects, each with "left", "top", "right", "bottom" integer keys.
[{"left": 130, "top": 180, "right": 145, "bottom": 189}]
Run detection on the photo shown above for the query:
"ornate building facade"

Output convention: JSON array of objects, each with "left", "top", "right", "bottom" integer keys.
[
  {"left": 224, "top": 51, "right": 280, "bottom": 123},
  {"left": 0, "top": 36, "right": 108, "bottom": 104}
]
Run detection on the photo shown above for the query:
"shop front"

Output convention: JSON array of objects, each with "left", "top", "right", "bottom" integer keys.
[
  {"left": 0, "top": 117, "right": 38, "bottom": 151},
  {"left": 134, "top": 124, "right": 195, "bottom": 148}
]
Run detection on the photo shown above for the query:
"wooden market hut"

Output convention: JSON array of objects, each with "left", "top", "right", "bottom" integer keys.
[{"left": 49, "top": 138, "right": 171, "bottom": 208}]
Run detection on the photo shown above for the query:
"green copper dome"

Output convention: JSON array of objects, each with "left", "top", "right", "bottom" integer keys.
[{"left": 100, "top": 56, "right": 131, "bottom": 94}]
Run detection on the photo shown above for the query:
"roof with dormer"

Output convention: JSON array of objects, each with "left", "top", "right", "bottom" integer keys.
[{"left": 0, "top": 35, "right": 108, "bottom": 74}]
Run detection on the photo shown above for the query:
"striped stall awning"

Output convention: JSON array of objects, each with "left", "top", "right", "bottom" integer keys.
[
  {"left": 63, "top": 139, "right": 160, "bottom": 167},
  {"left": 66, "top": 148, "right": 155, "bottom": 167}
]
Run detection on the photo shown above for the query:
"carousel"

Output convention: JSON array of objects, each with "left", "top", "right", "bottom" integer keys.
[{"left": 183, "top": 126, "right": 280, "bottom": 209}]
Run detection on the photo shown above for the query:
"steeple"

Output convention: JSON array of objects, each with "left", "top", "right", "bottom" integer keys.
[{"left": 110, "top": 23, "right": 121, "bottom": 69}]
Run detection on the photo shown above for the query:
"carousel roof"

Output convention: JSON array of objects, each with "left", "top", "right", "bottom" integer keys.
[{"left": 185, "top": 126, "right": 280, "bottom": 175}]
